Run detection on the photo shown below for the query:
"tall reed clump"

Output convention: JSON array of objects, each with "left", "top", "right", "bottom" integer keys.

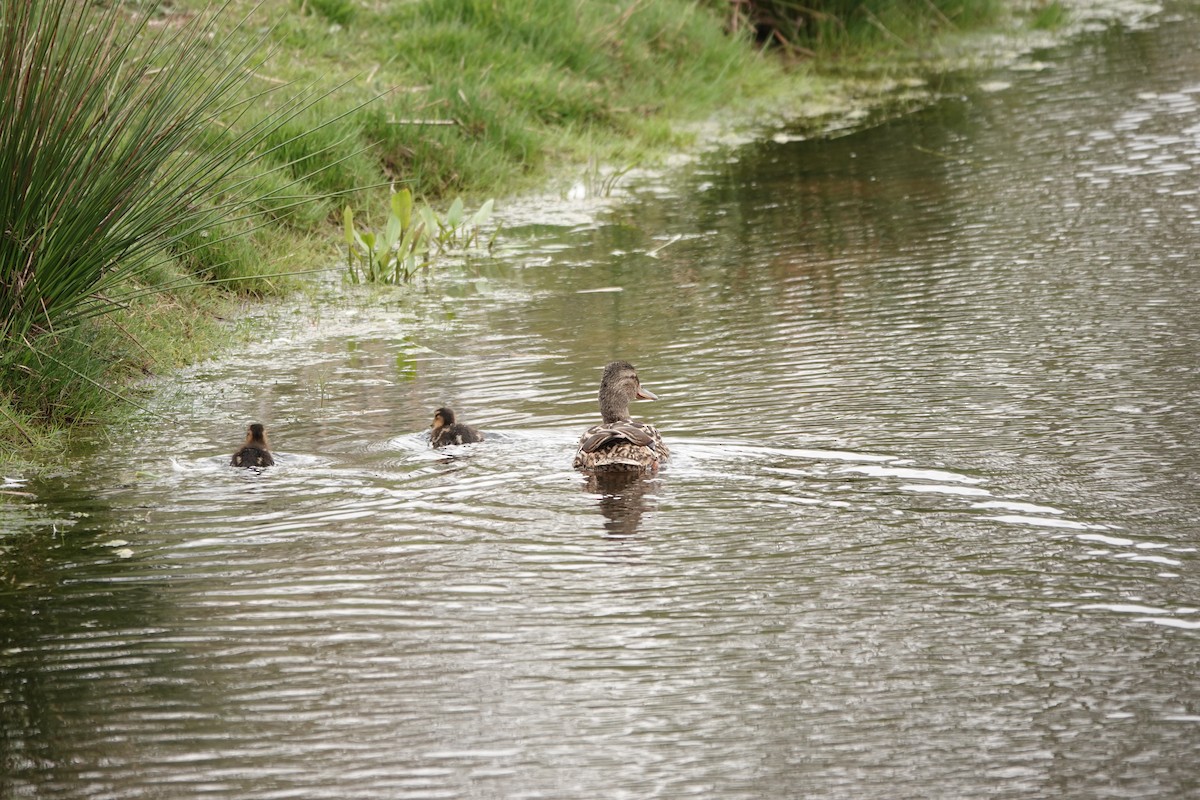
[{"left": 0, "top": 0, "right": 342, "bottom": 430}]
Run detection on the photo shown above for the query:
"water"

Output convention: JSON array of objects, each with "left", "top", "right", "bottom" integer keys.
[{"left": 4, "top": 6, "right": 1200, "bottom": 798}]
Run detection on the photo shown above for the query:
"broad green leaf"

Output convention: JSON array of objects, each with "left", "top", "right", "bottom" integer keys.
[
  {"left": 469, "top": 198, "right": 494, "bottom": 229},
  {"left": 392, "top": 188, "right": 413, "bottom": 231},
  {"left": 384, "top": 212, "right": 402, "bottom": 251},
  {"left": 418, "top": 206, "right": 438, "bottom": 238},
  {"left": 346, "top": 211, "right": 371, "bottom": 254},
  {"left": 446, "top": 197, "right": 464, "bottom": 229}
]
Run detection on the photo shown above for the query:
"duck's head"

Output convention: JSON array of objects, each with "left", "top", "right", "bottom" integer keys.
[
  {"left": 431, "top": 407, "right": 456, "bottom": 432},
  {"left": 245, "top": 423, "right": 269, "bottom": 446},
  {"left": 598, "top": 361, "right": 658, "bottom": 423}
]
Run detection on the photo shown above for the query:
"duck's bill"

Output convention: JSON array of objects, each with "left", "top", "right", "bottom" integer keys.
[{"left": 635, "top": 386, "right": 659, "bottom": 401}]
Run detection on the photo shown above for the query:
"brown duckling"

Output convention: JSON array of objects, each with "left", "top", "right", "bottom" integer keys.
[
  {"left": 573, "top": 361, "right": 669, "bottom": 472},
  {"left": 430, "top": 407, "right": 484, "bottom": 447},
  {"left": 231, "top": 423, "right": 274, "bottom": 468}
]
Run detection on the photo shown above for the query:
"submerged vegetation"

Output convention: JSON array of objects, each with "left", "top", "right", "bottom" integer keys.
[{"left": 0, "top": 0, "right": 1052, "bottom": 462}]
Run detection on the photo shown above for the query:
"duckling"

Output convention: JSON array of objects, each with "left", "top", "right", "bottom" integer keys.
[
  {"left": 430, "top": 406, "right": 484, "bottom": 447},
  {"left": 231, "top": 423, "right": 274, "bottom": 468},
  {"left": 573, "top": 361, "right": 669, "bottom": 472}
]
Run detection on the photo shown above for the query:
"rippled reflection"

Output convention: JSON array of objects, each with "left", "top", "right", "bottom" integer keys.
[
  {"left": 584, "top": 471, "right": 658, "bottom": 538},
  {"left": 5, "top": 5, "right": 1200, "bottom": 798}
]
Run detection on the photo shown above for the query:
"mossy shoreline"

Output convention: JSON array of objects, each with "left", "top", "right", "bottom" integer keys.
[{"left": 0, "top": 0, "right": 1092, "bottom": 467}]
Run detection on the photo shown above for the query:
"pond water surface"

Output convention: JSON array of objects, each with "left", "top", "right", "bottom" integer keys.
[{"left": 4, "top": 5, "right": 1200, "bottom": 798}]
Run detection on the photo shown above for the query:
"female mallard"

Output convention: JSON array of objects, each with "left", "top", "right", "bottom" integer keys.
[
  {"left": 573, "top": 361, "right": 669, "bottom": 472},
  {"left": 231, "top": 423, "right": 274, "bottom": 468},
  {"left": 430, "top": 406, "right": 484, "bottom": 447}
]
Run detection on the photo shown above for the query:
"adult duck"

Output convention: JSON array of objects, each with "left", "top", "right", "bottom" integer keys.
[
  {"left": 430, "top": 407, "right": 484, "bottom": 447},
  {"left": 573, "top": 361, "right": 669, "bottom": 472},
  {"left": 231, "top": 423, "right": 274, "bottom": 468}
]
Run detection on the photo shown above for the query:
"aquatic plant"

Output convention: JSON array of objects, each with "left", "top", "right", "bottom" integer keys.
[
  {"left": 343, "top": 189, "right": 495, "bottom": 284},
  {"left": 570, "top": 158, "right": 638, "bottom": 200},
  {"left": 0, "top": 0, "right": 345, "bottom": 424}
]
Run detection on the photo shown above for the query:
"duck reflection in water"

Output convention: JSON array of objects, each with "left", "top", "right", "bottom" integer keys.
[{"left": 585, "top": 471, "right": 656, "bottom": 538}]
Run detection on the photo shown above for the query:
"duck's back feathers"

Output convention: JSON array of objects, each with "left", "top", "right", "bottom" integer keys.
[
  {"left": 431, "top": 423, "right": 484, "bottom": 447},
  {"left": 574, "top": 421, "right": 668, "bottom": 472},
  {"left": 578, "top": 421, "right": 658, "bottom": 453},
  {"left": 231, "top": 446, "right": 274, "bottom": 468}
]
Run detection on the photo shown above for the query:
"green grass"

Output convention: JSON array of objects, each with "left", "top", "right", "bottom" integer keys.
[
  {"left": 169, "top": 0, "right": 785, "bottom": 201},
  {"left": 160, "top": 0, "right": 1030, "bottom": 208}
]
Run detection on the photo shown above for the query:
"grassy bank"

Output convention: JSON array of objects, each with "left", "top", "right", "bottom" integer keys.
[
  {"left": 167, "top": 0, "right": 1026, "bottom": 203},
  {"left": 1, "top": 0, "right": 1033, "bottom": 465}
]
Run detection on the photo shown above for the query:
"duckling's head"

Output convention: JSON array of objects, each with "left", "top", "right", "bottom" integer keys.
[
  {"left": 432, "top": 407, "right": 456, "bottom": 432},
  {"left": 246, "top": 423, "right": 269, "bottom": 445},
  {"left": 598, "top": 361, "right": 658, "bottom": 423}
]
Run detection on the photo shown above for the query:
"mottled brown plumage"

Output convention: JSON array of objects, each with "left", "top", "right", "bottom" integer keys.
[
  {"left": 430, "top": 407, "right": 484, "bottom": 447},
  {"left": 573, "top": 361, "right": 668, "bottom": 472},
  {"left": 231, "top": 423, "right": 274, "bottom": 468}
]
